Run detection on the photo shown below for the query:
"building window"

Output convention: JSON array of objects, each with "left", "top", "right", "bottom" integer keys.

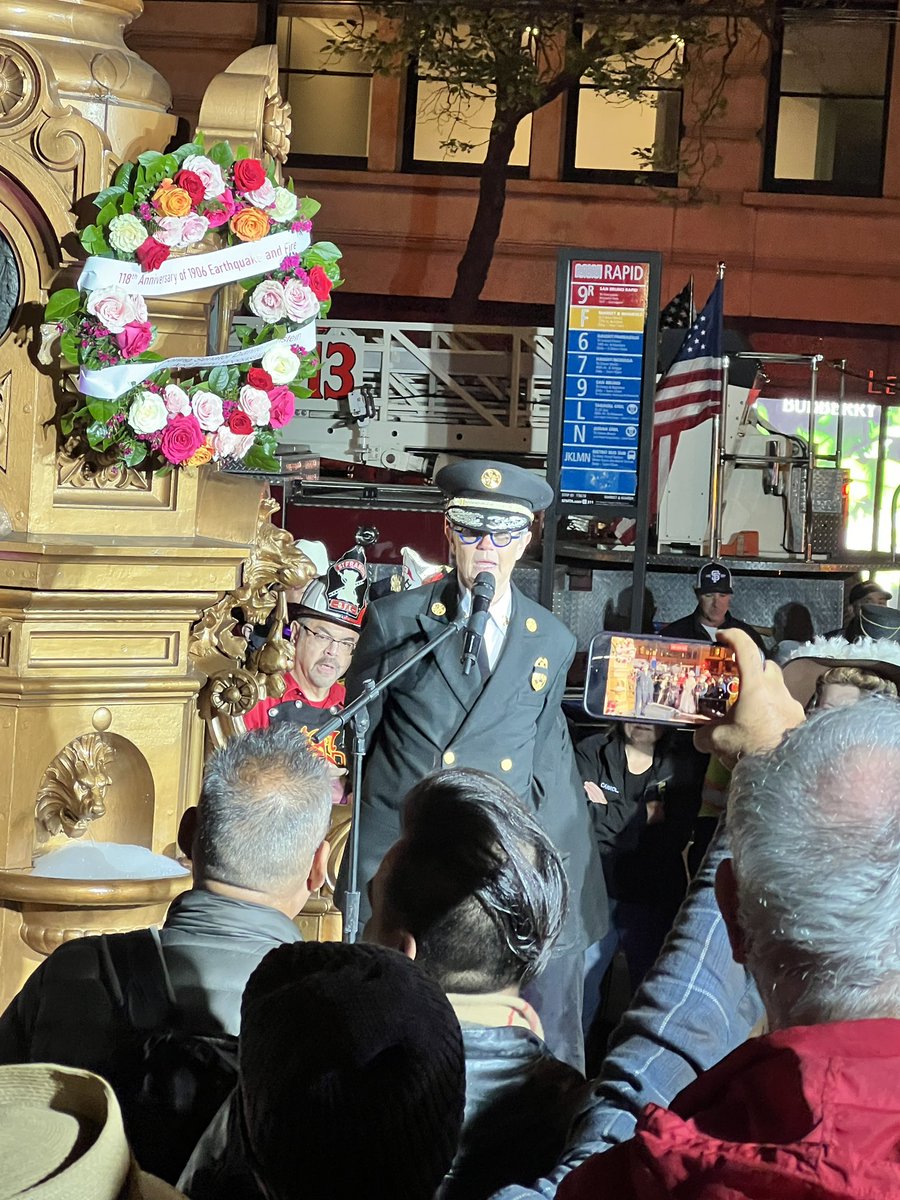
[
  {"left": 764, "top": 17, "right": 893, "bottom": 196},
  {"left": 563, "top": 35, "right": 683, "bottom": 185},
  {"left": 401, "top": 24, "right": 531, "bottom": 175},
  {"left": 274, "top": 5, "right": 372, "bottom": 167}
]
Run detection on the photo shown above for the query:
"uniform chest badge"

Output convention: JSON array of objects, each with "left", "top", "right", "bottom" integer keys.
[
  {"left": 531, "top": 657, "right": 548, "bottom": 691},
  {"left": 525, "top": 617, "right": 538, "bottom": 632},
  {"left": 431, "top": 601, "right": 446, "bottom": 617}
]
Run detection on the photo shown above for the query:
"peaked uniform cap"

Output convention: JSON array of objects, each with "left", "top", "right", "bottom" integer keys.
[{"left": 436, "top": 459, "right": 554, "bottom": 534}]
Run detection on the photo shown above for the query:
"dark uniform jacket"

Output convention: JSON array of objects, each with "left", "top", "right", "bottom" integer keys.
[
  {"left": 341, "top": 572, "right": 607, "bottom": 950},
  {"left": 661, "top": 607, "right": 766, "bottom": 652}
]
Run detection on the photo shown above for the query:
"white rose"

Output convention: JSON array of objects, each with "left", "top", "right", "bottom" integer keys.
[
  {"left": 270, "top": 187, "right": 299, "bottom": 224},
  {"left": 248, "top": 279, "right": 287, "bottom": 323},
  {"left": 245, "top": 180, "right": 276, "bottom": 209},
  {"left": 128, "top": 390, "right": 168, "bottom": 435},
  {"left": 108, "top": 213, "right": 148, "bottom": 254},
  {"left": 163, "top": 384, "right": 191, "bottom": 415},
  {"left": 154, "top": 216, "right": 187, "bottom": 247},
  {"left": 191, "top": 389, "right": 225, "bottom": 432},
  {"left": 238, "top": 385, "right": 271, "bottom": 426},
  {"left": 86, "top": 287, "right": 146, "bottom": 334},
  {"left": 261, "top": 342, "right": 300, "bottom": 385},
  {"left": 212, "top": 427, "right": 255, "bottom": 461},
  {"left": 181, "top": 154, "right": 226, "bottom": 199},
  {"left": 282, "top": 278, "right": 319, "bottom": 324},
  {"left": 180, "top": 213, "right": 209, "bottom": 247}
]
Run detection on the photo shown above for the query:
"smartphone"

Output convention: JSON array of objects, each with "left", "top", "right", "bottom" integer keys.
[{"left": 583, "top": 632, "right": 739, "bottom": 725}]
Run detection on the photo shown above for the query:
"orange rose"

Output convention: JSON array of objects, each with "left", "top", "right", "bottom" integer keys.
[
  {"left": 153, "top": 180, "right": 193, "bottom": 218},
  {"left": 229, "top": 206, "right": 271, "bottom": 243},
  {"left": 186, "top": 444, "right": 214, "bottom": 467}
]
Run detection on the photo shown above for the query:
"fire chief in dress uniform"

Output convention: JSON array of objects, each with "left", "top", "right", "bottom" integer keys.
[{"left": 342, "top": 460, "right": 607, "bottom": 1071}]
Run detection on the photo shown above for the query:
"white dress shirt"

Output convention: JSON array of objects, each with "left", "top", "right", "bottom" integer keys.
[{"left": 457, "top": 583, "right": 512, "bottom": 672}]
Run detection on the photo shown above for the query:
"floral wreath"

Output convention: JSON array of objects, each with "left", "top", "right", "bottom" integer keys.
[{"left": 43, "top": 137, "right": 341, "bottom": 472}]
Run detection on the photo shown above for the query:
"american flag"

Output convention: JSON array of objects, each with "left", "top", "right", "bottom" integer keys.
[
  {"left": 659, "top": 280, "right": 693, "bottom": 329},
  {"left": 615, "top": 278, "right": 724, "bottom": 545}
]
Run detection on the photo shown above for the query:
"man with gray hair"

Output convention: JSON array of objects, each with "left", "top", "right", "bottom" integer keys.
[
  {"left": 0, "top": 727, "right": 332, "bottom": 1180},
  {"left": 544, "top": 635, "right": 900, "bottom": 1199}
]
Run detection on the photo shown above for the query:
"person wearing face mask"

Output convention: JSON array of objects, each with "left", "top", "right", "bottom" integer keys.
[
  {"left": 662, "top": 562, "right": 766, "bottom": 652},
  {"left": 338, "top": 459, "right": 607, "bottom": 1073}
]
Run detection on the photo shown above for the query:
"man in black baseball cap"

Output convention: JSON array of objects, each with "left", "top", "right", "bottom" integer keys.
[
  {"left": 338, "top": 458, "right": 607, "bottom": 1073},
  {"left": 662, "top": 561, "right": 765, "bottom": 652}
]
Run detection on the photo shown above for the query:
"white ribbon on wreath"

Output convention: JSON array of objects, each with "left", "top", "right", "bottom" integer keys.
[
  {"left": 76, "top": 228, "right": 310, "bottom": 297},
  {"left": 78, "top": 322, "right": 316, "bottom": 400}
]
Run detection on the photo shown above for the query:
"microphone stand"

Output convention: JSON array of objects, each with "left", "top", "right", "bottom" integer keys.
[{"left": 313, "top": 613, "right": 467, "bottom": 944}]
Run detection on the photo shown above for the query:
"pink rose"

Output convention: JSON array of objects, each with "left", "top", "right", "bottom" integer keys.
[
  {"left": 237, "top": 384, "right": 271, "bottom": 426},
  {"left": 248, "top": 279, "right": 286, "bottom": 322},
  {"left": 212, "top": 426, "right": 255, "bottom": 461},
  {"left": 205, "top": 188, "right": 237, "bottom": 229},
  {"left": 191, "top": 389, "right": 225, "bottom": 432},
  {"left": 160, "top": 414, "right": 204, "bottom": 464},
  {"left": 282, "top": 277, "right": 319, "bottom": 324},
  {"left": 244, "top": 179, "right": 276, "bottom": 209},
  {"left": 153, "top": 216, "right": 187, "bottom": 247},
  {"left": 114, "top": 320, "right": 153, "bottom": 359},
  {"left": 85, "top": 287, "right": 147, "bottom": 334},
  {"left": 180, "top": 213, "right": 209, "bottom": 246},
  {"left": 163, "top": 384, "right": 191, "bottom": 415},
  {"left": 268, "top": 385, "right": 295, "bottom": 429}
]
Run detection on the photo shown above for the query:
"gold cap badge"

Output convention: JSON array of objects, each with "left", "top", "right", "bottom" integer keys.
[
  {"left": 431, "top": 601, "right": 447, "bottom": 617},
  {"left": 481, "top": 468, "right": 502, "bottom": 489}
]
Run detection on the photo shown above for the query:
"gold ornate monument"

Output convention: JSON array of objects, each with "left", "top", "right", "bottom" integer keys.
[{"left": 0, "top": 2, "right": 309, "bottom": 1006}]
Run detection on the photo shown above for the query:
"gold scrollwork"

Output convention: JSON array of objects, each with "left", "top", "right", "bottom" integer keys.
[
  {"left": 0, "top": 45, "right": 38, "bottom": 128},
  {"left": 56, "top": 444, "right": 153, "bottom": 491},
  {"left": 35, "top": 733, "right": 116, "bottom": 843}
]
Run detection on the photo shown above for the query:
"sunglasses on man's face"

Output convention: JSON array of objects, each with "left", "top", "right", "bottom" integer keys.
[{"left": 449, "top": 524, "right": 524, "bottom": 549}]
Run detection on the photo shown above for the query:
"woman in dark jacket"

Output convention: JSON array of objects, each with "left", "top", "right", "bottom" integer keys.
[{"left": 576, "top": 722, "right": 705, "bottom": 1039}]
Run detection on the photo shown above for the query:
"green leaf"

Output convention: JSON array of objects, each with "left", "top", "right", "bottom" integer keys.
[
  {"left": 44, "top": 289, "right": 81, "bottom": 321},
  {"left": 208, "top": 365, "right": 230, "bottom": 393},
  {"left": 173, "top": 142, "right": 203, "bottom": 165},
  {"left": 87, "top": 398, "right": 119, "bottom": 423},
  {"left": 161, "top": 154, "right": 179, "bottom": 177},
  {"left": 121, "top": 191, "right": 135, "bottom": 214},
  {"left": 304, "top": 240, "right": 342, "bottom": 265},
  {"left": 235, "top": 144, "right": 250, "bottom": 160},
  {"left": 125, "top": 441, "right": 147, "bottom": 467},
  {"left": 289, "top": 383, "right": 311, "bottom": 399},
  {"left": 138, "top": 150, "right": 163, "bottom": 167},
  {"left": 298, "top": 196, "right": 321, "bottom": 219},
  {"left": 96, "top": 200, "right": 118, "bottom": 228},
  {"left": 137, "top": 351, "right": 163, "bottom": 363},
  {"left": 208, "top": 141, "right": 235, "bottom": 170},
  {"left": 239, "top": 274, "right": 264, "bottom": 292},
  {"left": 93, "top": 185, "right": 126, "bottom": 209},
  {"left": 60, "top": 410, "right": 76, "bottom": 435},
  {"left": 113, "top": 161, "right": 133, "bottom": 189},
  {"left": 60, "top": 331, "right": 80, "bottom": 365},
  {"left": 241, "top": 443, "right": 280, "bottom": 473},
  {"left": 86, "top": 420, "right": 113, "bottom": 449},
  {"left": 226, "top": 366, "right": 240, "bottom": 390}
]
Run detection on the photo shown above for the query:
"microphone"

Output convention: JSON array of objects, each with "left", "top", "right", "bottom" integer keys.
[{"left": 461, "top": 571, "right": 496, "bottom": 675}]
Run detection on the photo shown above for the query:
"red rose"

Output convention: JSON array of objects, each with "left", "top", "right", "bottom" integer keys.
[
  {"left": 174, "top": 169, "right": 205, "bottom": 207},
  {"left": 228, "top": 410, "right": 253, "bottom": 435},
  {"left": 307, "top": 266, "right": 333, "bottom": 302},
  {"left": 268, "top": 385, "right": 295, "bottom": 429},
  {"left": 247, "top": 367, "right": 274, "bottom": 391},
  {"left": 233, "top": 158, "right": 266, "bottom": 193},
  {"left": 160, "top": 414, "right": 204, "bottom": 465},
  {"left": 135, "top": 236, "right": 170, "bottom": 273}
]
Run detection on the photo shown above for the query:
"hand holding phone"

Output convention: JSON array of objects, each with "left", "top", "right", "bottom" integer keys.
[{"left": 693, "top": 629, "right": 805, "bottom": 767}]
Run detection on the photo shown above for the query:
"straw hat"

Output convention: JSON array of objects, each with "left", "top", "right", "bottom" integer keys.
[{"left": 0, "top": 1063, "right": 184, "bottom": 1200}]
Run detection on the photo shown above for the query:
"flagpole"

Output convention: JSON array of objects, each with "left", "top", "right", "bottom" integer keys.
[
  {"left": 708, "top": 263, "right": 727, "bottom": 558},
  {"left": 688, "top": 274, "right": 695, "bottom": 325}
]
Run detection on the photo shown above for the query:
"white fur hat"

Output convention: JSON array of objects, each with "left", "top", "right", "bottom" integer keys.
[{"left": 781, "top": 636, "right": 900, "bottom": 707}]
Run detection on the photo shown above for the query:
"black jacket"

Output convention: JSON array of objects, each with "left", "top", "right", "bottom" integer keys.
[
  {"left": 339, "top": 572, "right": 607, "bottom": 950},
  {"left": 575, "top": 729, "right": 705, "bottom": 908},
  {"left": 661, "top": 608, "right": 766, "bottom": 652},
  {"left": 180, "top": 1023, "right": 595, "bottom": 1200}
]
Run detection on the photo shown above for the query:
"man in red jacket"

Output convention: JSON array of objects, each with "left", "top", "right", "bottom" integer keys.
[{"left": 556, "top": 632, "right": 900, "bottom": 1200}]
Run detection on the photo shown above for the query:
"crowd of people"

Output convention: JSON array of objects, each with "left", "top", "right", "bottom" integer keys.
[{"left": 2, "top": 458, "right": 899, "bottom": 1199}]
